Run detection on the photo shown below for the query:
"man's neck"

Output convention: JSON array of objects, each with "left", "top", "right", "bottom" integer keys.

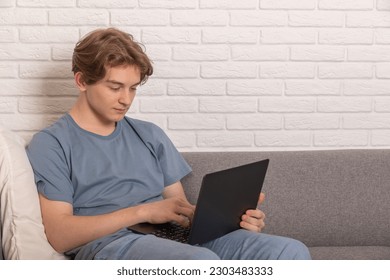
[{"left": 69, "top": 104, "right": 116, "bottom": 136}]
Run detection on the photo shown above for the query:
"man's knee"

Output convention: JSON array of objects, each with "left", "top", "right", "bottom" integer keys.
[
  {"left": 181, "top": 246, "right": 220, "bottom": 260},
  {"left": 276, "top": 238, "right": 311, "bottom": 260}
]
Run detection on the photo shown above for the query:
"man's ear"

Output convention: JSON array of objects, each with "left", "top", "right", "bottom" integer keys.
[{"left": 74, "top": 72, "right": 87, "bottom": 92}]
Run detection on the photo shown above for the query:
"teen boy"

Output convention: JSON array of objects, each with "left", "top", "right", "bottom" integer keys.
[{"left": 27, "top": 28, "right": 311, "bottom": 260}]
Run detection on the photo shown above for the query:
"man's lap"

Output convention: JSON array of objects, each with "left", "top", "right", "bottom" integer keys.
[{"left": 91, "top": 229, "right": 311, "bottom": 260}]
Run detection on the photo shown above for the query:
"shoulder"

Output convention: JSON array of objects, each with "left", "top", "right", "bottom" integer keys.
[
  {"left": 124, "top": 116, "right": 167, "bottom": 139},
  {"left": 27, "top": 115, "right": 72, "bottom": 155}
]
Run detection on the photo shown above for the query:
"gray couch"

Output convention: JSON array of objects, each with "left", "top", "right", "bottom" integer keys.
[
  {"left": 1, "top": 149, "right": 389, "bottom": 260},
  {"left": 181, "top": 150, "right": 390, "bottom": 260}
]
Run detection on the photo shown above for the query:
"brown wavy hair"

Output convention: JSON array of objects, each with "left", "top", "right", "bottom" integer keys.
[{"left": 72, "top": 28, "right": 153, "bottom": 85}]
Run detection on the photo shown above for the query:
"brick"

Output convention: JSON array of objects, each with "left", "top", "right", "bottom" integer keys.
[
  {"left": 52, "top": 44, "right": 74, "bottom": 61},
  {"left": 144, "top": 45, "right": 171, "bottom": 61},
  {"left": 375, "top": 98, "right": 390, "bottom": 112},
  {"left": 140, "top": 97, "right": 198, "bottom": 113},
  {"left": 171, "top": 11, "right": 228, "bottom": 26},
  {"left": 140, "top": 0, "right": 196, "bottom": 8},
  {"left": 261, "top": 28, "right": 317, "bottom": 44},
  {"left": 285, "top": 114, "right": 339, "bottom": 130},
  {"left": 232, "top": 46, "right": 288, "bottom": 61},
  {"left": 319, "top": 63, "right": 373, "bottom": 79},
  {"left": 343, "top": 114, "right": 390, "bottom": 129},
  {"left": 0, "top": 80, "right": 76, "bottom": 96},
  {"left": 319, "top": 0, "right": 373, "bottom": 10},
  {"left": 168, "top": 115, "right": 225, "bottom": 130},
  {"left": 202, "top": 28, "right": 258, "bottom": 44},
  {"left": 314, "top": 131, "right": 368, "bottom": 146},
  {"left": 81, "top": 27, "right": 141, "bottom": 41},
  {"left": 259, "top": 97, "right": 315, "bottom": 113},
  {"left": 344, "top": 81, "right": 390, "bottom": 96},
  {"left": 18, "top": 97, "right": 75, "bottom": 114},
  {"left": 376, "top": 63, "right": 390, "bottom": 78},
  {"left": 50, "top": 9, "right": 108, "bottom": 25},
  {"left": 255, "top": 131, "right": 311, "bottom": 147},
  {"left": 168, "top": 80, "right": 225, "bottom": 96},
  {"left": 200, "top": 0, "right": 258, "bottom": 9},
  {"left": 0, "top": 27, "right": 17, "bottom": 42},
  {"left": 319, "top": 29, "right": 373, "bottom": 44},
  {"left": 138, "top": 80, "right": 167, "bottom": 96},
  {"left": 261, "top": 0, "right": 316, "bottom": 10},
  {"left": 199, "top": 97, "right": 257, "bottom": 113},
  {"left": 227, "top": 80, "right": 283, "bottom": 96},
  {"left": 201, "top": 63, "right": 257, "bottom": 79},
  {"left": 347, "top": 12, "right": 390, "bottom": 27},
  {"left": 153, "top": 62, "right": 199, "bottom": 78},
  {"left": 377, "top": 0, "right": 390, "bottom": 10},
  {"left": 375, "top": 29, "right": 390, "bottom": 44},
  {"left": 285, "top": 80, "right": 341, "bottom": 96},
  {"left": 348, "top": 47, "right": 390, "bottom": 61},
  {"left": 20, "top": 27, "right": 79, "bottom": 43},
  {"left": 0, "top": 64, "right": 18, "bottom": 78},
  {"left": 18, "top": 0, "right": 75, "bottom": 7},
  {"left": 165, "top": 131, "right": 196, "bottom": 149},
  {"left": 173, "top": 46, "right": 229, "bottom": 61},
  {"left": 291, "top": 46, "right": 345, "bottom": 61},
  {"left": 0, "top": 0, "right": 14, "bottom": 7},
  {"left": 0, "top": 97, "right": 17, "bottom": 113},
  {"left": 78, "top": 0, "right": 137, "bottom": 8},
  {"left": 0, "top": 114, "right": 59, "bottom": 131},
  {"left": 289, "top": 11, "right": 344, "bottom": 27},
  {"left": 260, "top": 63, "right": 315, "bottom": 78},
  {"left": 227, "top": 114, "right": 282, "bottom": 130},
  {"left": 0, "top": 8, "right": 47, "bottom": 25},
  {"left": 142, "top": 28, "right": 200, "bottom": 44},
  {"left": 318, "top": 97, "right": 372, "bottom": 112},
  {"left": 197, "top": 132, "right": 253, "bottom": 148},
  {"left": 0, "top": 44, "right": 50, "bottom": 60},
  {"left": 231, "top": 11, "right": 287, "bottom": 26},
  {"left": 372, "top": 130, "right": 390, "bottom": 146},
  {"left": 20, "top": 62, "right": 73, "bottom": 79}
]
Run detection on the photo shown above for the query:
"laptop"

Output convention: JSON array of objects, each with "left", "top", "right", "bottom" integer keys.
[{"left": 128, "top": 159, "right": 269, "bottom": 245}]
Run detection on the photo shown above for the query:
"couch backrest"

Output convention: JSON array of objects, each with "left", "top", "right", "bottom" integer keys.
[{"left": 181, "top": 150, "right": 390, "bottom": 247}]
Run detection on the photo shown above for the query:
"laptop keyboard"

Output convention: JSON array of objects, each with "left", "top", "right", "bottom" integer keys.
[{"left": 153, "top": 223, "right": 191, "bottom": 244}]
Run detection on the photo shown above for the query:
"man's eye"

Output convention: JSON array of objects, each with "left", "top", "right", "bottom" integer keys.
[{"left": 111, "top": 87, "right": 121, "bottom": 91}]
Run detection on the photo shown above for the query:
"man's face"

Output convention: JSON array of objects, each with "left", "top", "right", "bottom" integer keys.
[{"left": 82, "top": 65, "right": 141, "bottom": 127}]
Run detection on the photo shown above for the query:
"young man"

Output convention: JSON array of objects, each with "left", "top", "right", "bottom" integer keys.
[{"left": 27, "top": 28, "right": 311, "bottom": 260}]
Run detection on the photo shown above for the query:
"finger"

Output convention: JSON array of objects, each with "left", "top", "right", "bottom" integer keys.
[
  {"left": 257, "top": 192, "right": 265, "bottom": 206},
  {"left": 246, "top": 209, "right": 266, "bottom": 220},
  {"left": 240, "top": 220, "right": 264, "bottom": 233},
  {"left": 172, "top": 214, "right": 191, "bottom": 228},
  {"left": 242, "top": 213, "right": 264, "bottom": 228},
  {"left": 176, "top": 204, "right": 195, "bottom": 220}
]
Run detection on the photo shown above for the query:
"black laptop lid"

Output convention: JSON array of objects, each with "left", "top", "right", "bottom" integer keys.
[{"left": 188, "top": 159, "right": 269, "bottom": 245}]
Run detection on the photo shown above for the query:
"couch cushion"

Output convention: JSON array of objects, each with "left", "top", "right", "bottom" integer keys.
[
  {"left": 0, "top": 126, "right": 66, "bottom": 259},
  {"left": 182, "top": 151, "right": 390, "bottom": 249},
  {"left": 309, "top": 246, "right": 390, "bottom": 260}
]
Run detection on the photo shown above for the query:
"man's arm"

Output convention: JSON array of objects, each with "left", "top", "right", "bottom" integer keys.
[{"left": 39, "top": 181, "right": 195, "bottom": 253}]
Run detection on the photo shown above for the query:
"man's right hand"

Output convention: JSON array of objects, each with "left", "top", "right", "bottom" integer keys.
[{"left": 137, "top": 197, "right": 195, "bottom": 227}]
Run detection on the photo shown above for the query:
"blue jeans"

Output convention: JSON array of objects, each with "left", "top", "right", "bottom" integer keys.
[{"left": 92, "top": 229, "right": 311, "bottom": 260}]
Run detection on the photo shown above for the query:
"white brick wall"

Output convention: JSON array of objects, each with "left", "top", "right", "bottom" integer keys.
[{"left": 1, "top": 1, "right": 390, "bottom": 151}]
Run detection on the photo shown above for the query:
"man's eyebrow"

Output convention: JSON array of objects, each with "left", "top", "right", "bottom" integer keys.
[
  {"left": 106, "top": 80, "right": 141, "bottom": 87},
  {"left": 106, "top": 80, "right": 124, "bottom": 85}
]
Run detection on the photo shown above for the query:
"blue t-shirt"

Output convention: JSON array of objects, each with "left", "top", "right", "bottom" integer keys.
[
  {"left": 26, "top": 114, "right": 192, "bottom": 257},
  {"left": 27, "top": 114, "right": 192, "bottom": 215}
]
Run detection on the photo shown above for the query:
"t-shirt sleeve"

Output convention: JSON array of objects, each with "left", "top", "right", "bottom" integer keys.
[
  {"left": 148, "top": 124, "right": 192, "bottom": 187},
  {"left": 26, "top": 131, "right": 74, "bottom": 204}
]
